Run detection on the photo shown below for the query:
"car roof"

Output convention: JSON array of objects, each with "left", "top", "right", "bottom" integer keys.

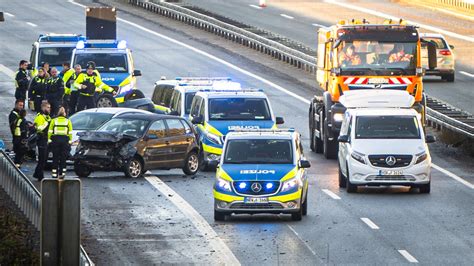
[
  {"left": 226, "top": 130, "right": 296, "bottom": 140},
  {"left": 114, "top": 113, "right": 182, "bottom": 121},
  {"left": 73, "top": 107, "right": 150, "bottom": 115},
  {"left": 348, "top": 108, "right": 418, "bottom": 116},
  {"left": 74, "top": 48, "right": 128, "bottom": 54},
  {"left": 197, "top": 90, "right": 267, "bottom": 98},
  {"left": 419, "top": 33, "right": 445, "bottom": 39},
  {"left": 155, "top": 80, "right": 241, "bottom": 93}
]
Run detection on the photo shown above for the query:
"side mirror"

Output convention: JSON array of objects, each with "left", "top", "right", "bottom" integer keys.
[
  {"left": 276, "top": 117, "right": 285, "bottom": 125},
  {"left": 191, "top": 115, "right": 204, "bottom": 125},
  {"left": 449, "top": 44, "right": 454, "bottom": 50},
  {"left": 146, "top": 133, "right": 158, "bottom": 140},
  {"left": 425, "top": 135, "right": 436, "bottom": 143},
  {"left": 132, "top": 69, "right": 142, "bottom": 77},
  {"left": 299, "top": 160, "right": 311, "bottom": 169},
  {"left": 338, "top": 135, "right": 349, "bottom": 143}
]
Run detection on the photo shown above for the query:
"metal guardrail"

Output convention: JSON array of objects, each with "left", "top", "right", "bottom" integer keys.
[
  {"left": 421, "top": 0, "right": 474, "bottom": 12},
  {"left": 128, "top": 0, "right": 474, "bottom": 139},
  {"left": 0, "top": 150, "right": 94, "bottom": 266}
]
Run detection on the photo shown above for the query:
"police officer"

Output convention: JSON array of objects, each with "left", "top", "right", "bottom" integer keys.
[
  {"left": 9, "top": 100, "right": 24, "bottom": 138},
  {"left": 48, "top": 106, "right": 72, "bottom": 179},
  {"left": 63, "top": 64, "right": 81, "bottom": 115},
  {"left": 13, "top": 109, "right": 29, "bottom": 168},
  {"left": 15, "top": 60, "right": 30, "bottom": 101},
  {"left": 74, "top": 62, "right": 114, "bottom": 111},
  {"left": 29, "top": 67, "right": 48, "bottom": 112},
  {"left": 33, "top": 102, "right": 51, "bottom": 180},
  {"left": 46, "top": 67, "right": 64, "bottom": 115}
]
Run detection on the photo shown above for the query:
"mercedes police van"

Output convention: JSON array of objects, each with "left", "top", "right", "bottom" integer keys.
[
  {"left": 337, "top": 90, "right": 435, "bottom": 193},
  {"left": 189, "top": 89, "right": 285, "bottom": 170},
  {"left": 213, "top": 129, "right": 310, "bottom": 221},
  {"left": 71, "top": 39, "right": 143, "bottom": 107}
]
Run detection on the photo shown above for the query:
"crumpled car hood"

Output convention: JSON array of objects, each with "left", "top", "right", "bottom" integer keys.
[{"left": 78, "top": 131, "right": 138, "bottom": 143}]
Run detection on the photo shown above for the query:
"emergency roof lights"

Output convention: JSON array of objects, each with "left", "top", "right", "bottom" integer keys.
[
  {"left": 75, "top": 39, "right": 128, "bottom": 49},
  {"left": 38, "top": 34, "right": 86, "bottom": 43},
  {"left": 229, "top": 128, "right": 296, "bottom": 133}
]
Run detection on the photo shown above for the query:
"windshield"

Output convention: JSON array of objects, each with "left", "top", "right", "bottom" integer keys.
[
  {"left": 185, "top": 92, "right": 196, "bottom": 114},
  {"left": 338, "top": 41, "right": 417, "bottom": 75},
  {"left": 38, "top": 47, "right": 74, "bottom": 67},
  {"left": 98, "top": 118, "right": 149, "bottom": 138},
  {"left": 421, "top": 37, "right": 447, "bottom": 49},
  {"left": 224, "top": 139, "right": 293, "bottom": 164},
  {"left": 74, "top": 53, "right": 128, "bottom": 73},
  {"left": 209, "top": 98, "right": 271, "bottom": 120},
  {"left": 355, "top": 116, "right": 420, "bottom": 139},
  {"left": 70, "top": 112, "right": 114, "bottom": 131}
]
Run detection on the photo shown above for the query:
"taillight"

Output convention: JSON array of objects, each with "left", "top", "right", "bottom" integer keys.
[{"left": 439, "top": 50, "right": 451, "bottom": 56}]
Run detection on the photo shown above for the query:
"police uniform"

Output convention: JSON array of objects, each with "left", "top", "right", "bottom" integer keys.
[
  {"left": 48, "top": 116, "right": 72, "bottom": 178},
  {"left": 29, "top": 75, "right": 47, "bottom": 112},
  {"left": 74, "top": 69, "right": 113, "bottom": 111},
  {"left": 13, "top": 116, "right": 29, "bottom": 167},
  {"left": 33, "top": 111, "right": 51, "bottom": 180},
  {"left": 62, "top": 69, "right": 77, "bottom": 114},
  {"left": 46, "top": 76, "right": 64, "bottom": 115},
  {"left": 9, "top": 108, "right": 20, "bottom": 138},
  {"left": 15, "top": 68, "right": 29, "bottom": 101}
]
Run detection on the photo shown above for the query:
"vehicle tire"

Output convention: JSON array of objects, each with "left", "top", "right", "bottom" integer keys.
[
  {"left": 302, "top": 192, "right": 308, "bottom": 216},
  {"left": 419, "top": 182, "right": 431, "bottom": 194},
  {"left": 74, "top": 163, "right": 91, "bottom": 178},
  {"left": 291, "top": 206, "right": 303, "bottom": 221},
  {"left": 125, "top": 89, "right": 145, "bottom": 101},
  {"left": 182, "top": 151, "right": 199, "bottom": 175},
  {"left": 124, "top": 157, "right": 144, "bottom": 178},
  {"left": 323, "top": 119, "right": 338, "bottom": 159},
  {"left": 346, "top": 165, "right": 357, "bottom": 193},
  {"left": 199, "top": 149, "right": 213, "bottom": 172},
  {"left": 445, "top": 73, "right": 455, "bottom": 82},
  {"left": 214, "top": 210, "right": 226, "bottom": 221},
  {"left": 338, "top": 163, "right": 347, "bottom": 188},
  {"left": 96, "top": 94, "right": 118, "bottom": 108}
]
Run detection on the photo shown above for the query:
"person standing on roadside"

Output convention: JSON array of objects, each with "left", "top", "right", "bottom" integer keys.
[
  {"left": 33, "top": 102, "right": 51, "bottom": 180},
  {"left": 63, "top": 64, "right": 82, "bottom": 115},
  {"left": 45, "top": 67, "right": 64, "bottom": 115},
  {"left": 48, "top": 107, "right": 72, "bottom": 179},
  {"left": 9, "top": 100, "right": 24, "bottom": 138},
  {"left": 74, "top": 62, "right": 114, "bottom": 111},
  {"left": 29, "top": 67, "right": 48, "bottom": 112},
  {"left": 13, "top": 109, "right": 29, "bottom": 169},
  {"left": 14, "top": 60, "right": 30, "bottom": 101}
]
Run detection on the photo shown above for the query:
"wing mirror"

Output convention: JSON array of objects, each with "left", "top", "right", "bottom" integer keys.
[
  {"left": 425, "top": 135, "right": 436, "bottom": 143},
  {"left": 276, "top": 117, "right": 285, "bottom": 125},
  {"left": 338, "top": 135, "right": 350, "bottom": 143},
  {"left": 191, "top": 115, "right": 204, "bottom": 125},
  {"left": 299, "top": 160, "right": 311, "bottom": 169},
  {"left": 146, "top": 133, "right": 158, "bottom": 140},
  {"left": 449, "top": 44, "right": 454, "bottom": 50},
  {"left": 132, "top": 69, "right": 142, "bottom": 77}
]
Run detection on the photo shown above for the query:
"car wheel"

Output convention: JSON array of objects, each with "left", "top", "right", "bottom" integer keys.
[
  {"left": 214, "top": 210, "right": 226, "bottom": 221},
  {"left": 199, "top": 150, "right": 212, "bottom": 172},
  {"left": 419, "top": 182, "right": 431, "bottom": 194},
  {"left": 346, "top": 165, "right": 357, "bottom": 193},
  {"left": 291, "top": 206, "right": 303, "bottom": 221},
  {"left": 124, "top": 157, "right": 143, "bottom": 178},
  {"left": 302, "top": 192, "right": 308, "bottom": 216},
  {"left": 96, "top": 94, "right": 118, "bottom": 108},
  {"left": 74, "top": 163, "right": 91, "bottom": 178},
  {"left": 338, "top": 163, "right": 347, "bottom": 188},
  {"left": 125, "top": 89, "right": 145, "bottom": 101},
  {"left": 183, "top": 151, "right": 199, "bottom": 175}
]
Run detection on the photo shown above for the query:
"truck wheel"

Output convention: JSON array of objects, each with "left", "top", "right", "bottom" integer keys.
[
  {"left": 310, "top": 108, "right": 324, "bottom": 153},
  {"left": 443, "top": 74, "right": 455, "bottom": 82},
  {"left": 96, "top": 94, "right": 118, "bottom": 108},
  {"left": 74, "top": 163, "right": 91, "bottom": 178},
  {"left": 323, "top": 119, "right": 338, "bottom": 159},
  {"left": 125, "top": 89, "right": 145, "bottom": 101}
]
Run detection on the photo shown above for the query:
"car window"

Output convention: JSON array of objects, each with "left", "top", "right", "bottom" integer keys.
[
  {"left": 180, "top": 120, "right": 192, "bottom": 134},
  {"left": 99, "top": 118, "right": 149, "bottom": 138},
  {"left": 185, "top": 92, "right": 196, "bottom": 114},
  {"left": 148, "top": 120, "right": 166, "bottom": 138},
  {"left": 39, "top": 47, "right": 74, "bottom": 67},
  {"left": 74, "top": 53, "right": 128, "bottom": 73},
  {"left": 160, "top": 86, "right": 174, "bottom": 107},
  {"left": 166, "top": 119, "right": 186, "bottom": 136},
  {"left": 224, "top": 139, "right": 293, "bottom": 164},
  {"left": 70, "top": 112, "right": 114, "bottom": 131},
  {"left": 355, "top": 116, "right": 420, "bottom": 139},
  {"left": 190, "top": 96, "right": 202, "bottom": 118},
  {"left": 199, "top": 99, "right": 206, "bottom": 118},
  {"left": 170, "top": 91, "right": 182, "bottom": 115},
  {"left": 422, "top": 37, "right": 448, "bottom": 49},
  {"left": 208, "top": 98, "right": 271, "bottom": 120}
]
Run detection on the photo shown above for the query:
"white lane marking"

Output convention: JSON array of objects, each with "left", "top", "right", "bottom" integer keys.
[
  {"left": 312, "top": 23, "right": 327, "bottom": 28},
  {"left": 249, "top": 4, "right": 262, "bottom": 10},
  {"left": 324, "top": 0, "right": 474, "bottom": 43},
  {"left": 432, "top": 163, "right": 474, "bottom": 189},
  {"left": 69, "top": 0, "right": 310, "bottom": 105},
  {"left": 360, "top": 217, "right": 380, "bottom": 230},
  {"left": 0, "top": 64, "right": 16, "bottom": 78},
  {"left": 398, "top": 249, "right": 419, "bottom": 263},
  {"left": 460, "top": 71, "right": 474, "bottom": 78},
  {"left": 145, "top": 176, "right": 240, "bottom": 265},
  {"left": 280, "top": 14, "right": 294, "bottom": 20},
  {"left": 97, "top": 237, "right": 203, "bottom": 242},
  {"left": 4, "top": 12, "right": 15, "bottom": 17},
  {"left": 26, "top": 22, "right": 37, "bottom": 27},
  {"left": 287, "top": 224, "right": 319, "bottom": 258},
  {"left": 322, "top": 189, "right": 341, "bottom": 200}
]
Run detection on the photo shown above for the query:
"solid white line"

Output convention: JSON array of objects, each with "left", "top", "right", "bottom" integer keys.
[
  {"left": 249, "top": 4, "right": 262, "bottom": 10},
  {"left": 287, "top": 224, "right": 319, "bottom": 257},
  {"left": 0, "top": 64, "right": 16, "bottom": 78},
  {"left": 4, "top": 12, "right": 15, "bottom": 17},
  {"left": 398, "top": 249, "right": 419, "bottom": 263},
  {"left": 322, "top": 189, "right": 341, "bottom": 200},
  {"left": 280, "top": 14, "right": 294, "bottom": 20},
  {"left": 460, "top": 71, "right": 474, "bottom": 78},
  {"left": 324, "top": 0, "right": 474, "bottom": 43},
  {"left": 312, "top": 23, "right": 327, "bottom": 28},
  {"left": 26, "top": 22, "right": 37, "bottom": 27},
  {"left": 145, "top": 176, "right": 240, "bottom": 265},
  {"left": 360, "top": 217, "right": 380, "bottom": 230},
  {"left": 432, "top": 163, "right": 474, "bottom": 189}
]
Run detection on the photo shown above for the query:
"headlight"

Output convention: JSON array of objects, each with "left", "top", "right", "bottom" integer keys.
[
  {"left": 281, "top": 177, "right": 301, "bottom": 192},
  {"left": 351, "top": 151, "right": 366, "bottom": 164},
  {"left": 415, "top": 151, "right": 428, "bottom": 164},
  {"left": 216, "top": 177, "right": 231, "bottom": 192},
  {"left": 118, "top": 83, "right": 133, "bottom": 95},
  {"left": 207, "top": 132, "right": 223, "bottom": 145},
  {"left": 333, "top": 113, "right": 344, "bottom": 122}
]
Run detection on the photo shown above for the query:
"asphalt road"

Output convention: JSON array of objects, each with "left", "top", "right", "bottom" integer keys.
[{"left": 0, "top": 0, "right": 473, "bottom": 265}]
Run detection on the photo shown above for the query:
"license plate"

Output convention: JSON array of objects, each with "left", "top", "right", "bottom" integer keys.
[
  {"left": 380, "top": 170, "right": 403, "bottom": 176},
  {"left": 85, "top": 149, "right": 107, "bottom": 156},
  {"left": 368, "top": 78, "right": 389, "bottom": 84},
  {"left": 245, "top": 197, "right": 268, "bottom": 204}
]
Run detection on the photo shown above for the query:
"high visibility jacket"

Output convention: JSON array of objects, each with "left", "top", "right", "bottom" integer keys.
[
  {"left": 14, "top": 118, "right": 28, "bottom": 138},
  {"left": 62, "top": 69, "right": 77, "bottom": 95},
  {"left": 48, "top": 116, "right": 73, "bottom": 143},
  {"left": 46, "top": 76, "right": 64, "bottom": 101},
  {"left": 9, "top": 109, "right": 20, "bottom": 135},
  {"left": 34, "top": 112, "right": 51, "bottom": 135},
  {"left": 74, "top": 72, "right": 113, "bottom": 96},
  {"left": 15, "top": 68, "right": 29, "bottom": 91},
  {"left": 29, "top": 76, "right": 47, "bottom": 98}
]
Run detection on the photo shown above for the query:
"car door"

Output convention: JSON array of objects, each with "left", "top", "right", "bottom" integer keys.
[
  {"left": 142, "top": 119, "right": 172, "bottom": 168},
  {"left": 164, "top": 118, "right": 189, "bottom": 165}
]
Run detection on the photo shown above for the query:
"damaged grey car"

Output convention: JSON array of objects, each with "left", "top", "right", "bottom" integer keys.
[{"left": 73, "top": 113, "right": 200, "bottom": 178}]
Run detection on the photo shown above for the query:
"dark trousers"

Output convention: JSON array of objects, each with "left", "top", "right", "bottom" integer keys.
[
  {"left": 13, "top": 137, "right": 26, "bottom": 165},
  {"left": 48, "top": 99, "right": 61, "bottom": 117},
  {"left": 69, "top": 91, "right": 79, "bottom": 115},
  {"left": 15, "top": 89, "right": 26, "bottom": 101},
  {"left": 76, "top": 95, "right": 95, "bottom": 112},
  {"left": 34, "top": 96, "right": 43, "bottom": 113},
  {"left": 51, "top": 135, "right": 70, "bottom": 178},
  {"left": 33, "top": 137, "right": 48, "bottom": 180}
]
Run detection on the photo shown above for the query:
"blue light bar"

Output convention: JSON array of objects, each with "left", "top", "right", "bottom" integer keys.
[
  {"left": 38, "top": 34, "right": 86, "bottom": 43},
  {"left": 76, "top": 40, "right": 127, "bottom": 49}
]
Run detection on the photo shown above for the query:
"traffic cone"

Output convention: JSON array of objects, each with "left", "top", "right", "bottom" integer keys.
[{"left": 259, "top": 0, "right": 267, "bottom": 8}]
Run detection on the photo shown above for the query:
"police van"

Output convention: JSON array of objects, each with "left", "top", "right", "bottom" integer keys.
[
  {"left": 30, "top": 34, "right": 86, "bottom": 77},
  {"left": 213, "top": 129, "right": 310, "bottom": 221},
  {"left": 152, "top": 77, "right": 241, "bottom": 116},
  {"left": 189, "top": 89, "right": 285, "bottom": 170},
  {"left": 71, "top": 39, "right": 143, "bottom": 107}
]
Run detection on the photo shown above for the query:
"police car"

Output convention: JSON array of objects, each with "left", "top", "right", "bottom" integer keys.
[
  {"left": 213, "top": 129, "right": 310, "bottom": 221},
  {"left": 71, "top": 39, "right": 143, "bottom": 107},
  {"left": 337, "top": 90, "right": 435, "bottom": 193},
  {"left": 189, "top": 89, "right": 285, "bottom": 170},
  {"left": 152, "top": 77, "right": 241, "bottom": 116},
  {"left": 30, "top": 34, "right": 86, "bottom": 76}
]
